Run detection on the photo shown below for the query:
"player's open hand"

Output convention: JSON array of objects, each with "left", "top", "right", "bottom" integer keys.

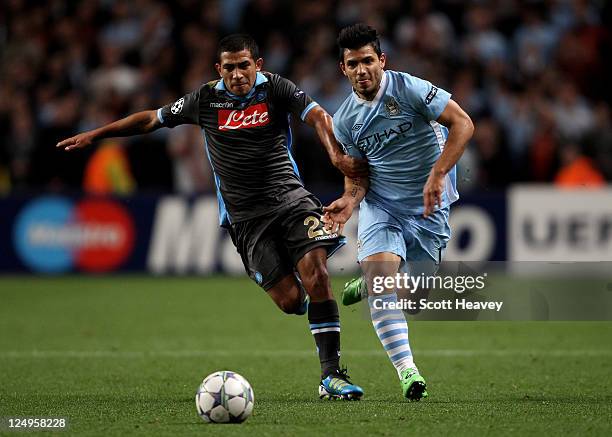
[
  {"left": 423, "top": 169, "right": 445, "bottom": 217},
  {"left": 56, "top": 132, "right": 96, "bottom": 151},
  {"left": 322, "top": 197, "right": 355, "bottom": 234},
  {"left": 332, "top": 154, "right": 369, "bottom": 178}
]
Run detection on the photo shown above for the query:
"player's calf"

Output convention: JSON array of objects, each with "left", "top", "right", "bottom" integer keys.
[
  {"left": 297, "top": 248, "right": 365, "bottom": 399},
  {"left": 299, "top": 261, "right": 333, "bottom": 302},
  {"left": 273, "top": 295, "right": 304, "bottom": 315},
  {"left": 267, "top": 275, "right": 308, "bottom": 315}
]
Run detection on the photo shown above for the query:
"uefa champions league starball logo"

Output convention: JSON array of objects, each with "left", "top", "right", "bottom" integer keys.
[{"left": 171, "top": 97, "right": 185, "bottom": 114}]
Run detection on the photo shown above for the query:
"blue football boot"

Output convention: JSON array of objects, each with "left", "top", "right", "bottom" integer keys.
[{"left": 318, "top": 368, "right": 364, "bottom": 400}]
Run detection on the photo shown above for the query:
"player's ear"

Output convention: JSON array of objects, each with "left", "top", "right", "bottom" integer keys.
[
  {"left": 255, "top": 58, "right": 263, "bottom": 71},
  {"left": 339, "top": 62, "right": 347, "bottom": 77},
  {"left": 379, "top": 53, "right": 386, "bottom": 69},
  {"left": 215, "top": 63, "right": 222, "bottom": 77}
]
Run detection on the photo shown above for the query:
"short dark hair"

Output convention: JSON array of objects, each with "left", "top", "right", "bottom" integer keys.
[
  {"left": 337, "top": 23, "right": 381, "bottom": 62},
  {"left": 217, "top": 34, "right": 259, "bottom": 61}
]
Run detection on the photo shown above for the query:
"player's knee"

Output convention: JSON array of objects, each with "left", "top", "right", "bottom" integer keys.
[{"left": 275, "top": 295, "right": 302, "bottom": 314}]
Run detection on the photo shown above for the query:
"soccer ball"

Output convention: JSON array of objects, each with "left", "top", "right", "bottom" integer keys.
[{"left": 195, "top": 371, "right": 254, "bottom": 423}]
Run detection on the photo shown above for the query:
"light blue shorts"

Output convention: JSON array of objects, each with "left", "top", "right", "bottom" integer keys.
[{"left": 357, "top": 199, "right": 451, "bottom": 276}]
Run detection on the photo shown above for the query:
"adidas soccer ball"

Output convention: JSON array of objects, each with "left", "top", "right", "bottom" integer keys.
[{"left": 195, "top": 371, "right": 254, "bottom": 423}]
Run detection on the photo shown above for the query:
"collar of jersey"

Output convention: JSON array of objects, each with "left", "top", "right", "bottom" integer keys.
[
  {"left": 215, "top": 72, "right": 268, "bottom": 100},
  {"left": 352, "top": 70, "right": 388, "bottom": 107}
]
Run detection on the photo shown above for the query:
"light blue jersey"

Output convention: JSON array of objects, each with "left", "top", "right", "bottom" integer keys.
[
  {"left": 333, "top": 70, "right": 458, "bottom": 217},
  {"left": 334, "top": 70, "right": 457, "bottom": 265}
]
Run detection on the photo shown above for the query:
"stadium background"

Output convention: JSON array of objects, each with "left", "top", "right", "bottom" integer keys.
[
  {"left": 1, "top": 0, "right": 611, "bottom": 273},
  {"left": 1, "top": 2, "right": 611, "bottom": 435}
]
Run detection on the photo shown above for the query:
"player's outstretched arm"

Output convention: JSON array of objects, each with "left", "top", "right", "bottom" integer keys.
[
  {"left": 56, "top": 110, "right": 162, "bottom": 151},
  {"left": 304, "top": 106, "right": 368, "bottom": 178},
  {"left": 423, "top": 99, "right": 474, "bottom": 217},
  {"left": 322, "top": 175, "right": 369, "bottom": 234}
]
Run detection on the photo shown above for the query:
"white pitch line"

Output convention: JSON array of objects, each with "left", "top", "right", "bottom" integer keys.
[{"left": 0, "top": 349, "right": 611, "bottom": 358}]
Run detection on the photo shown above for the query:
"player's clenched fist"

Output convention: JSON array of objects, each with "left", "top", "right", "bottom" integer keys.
[
  {"left": 56, "top": 132, "right": 96, "bottom": 151},
  {"left": 422, "top": 169, "right": 445, "bottom": 218}
]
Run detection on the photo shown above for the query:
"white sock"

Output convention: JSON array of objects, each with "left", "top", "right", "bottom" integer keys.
[{"left": 368, "top": 293, "right": 415, "bottom": 377}]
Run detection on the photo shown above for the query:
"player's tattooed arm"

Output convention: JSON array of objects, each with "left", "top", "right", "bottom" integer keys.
[
  {"left": 56, "top": 110, "right": 161, "bottom": 151},
  {"left": 423, "top": 99, "right": 474, "bottom": 217},
  {"left": 322, "top": 176, "right": 369, "bottom": 234},
  {"left": 304, "top": 106, "right": 368, "bottom": 178}
]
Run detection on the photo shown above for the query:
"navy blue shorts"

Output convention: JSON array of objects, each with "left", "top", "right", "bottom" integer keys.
[{"left": 228, "top": 195, "right": 346, "bottom": 290}]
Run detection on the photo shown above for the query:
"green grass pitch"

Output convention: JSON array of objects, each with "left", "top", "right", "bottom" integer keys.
[{"left": 1, "top": 276, "right": 611, "bottom": 436}]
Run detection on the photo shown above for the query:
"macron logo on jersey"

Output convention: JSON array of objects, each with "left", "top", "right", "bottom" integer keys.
[{"left": 218, "top": 103, "right": 270, "bottom": 130}]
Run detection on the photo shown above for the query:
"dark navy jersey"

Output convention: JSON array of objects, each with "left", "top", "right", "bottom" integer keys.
[{"left": 157, "top": 71, "right": 319, "bottom": 226}]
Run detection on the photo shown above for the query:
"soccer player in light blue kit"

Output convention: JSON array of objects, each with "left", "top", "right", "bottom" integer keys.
[{"left": 323, "top": 24, "right": 474, "bottom": 400}]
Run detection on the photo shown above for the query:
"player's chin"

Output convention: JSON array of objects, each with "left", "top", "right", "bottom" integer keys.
[
  {"left": 356, "top": 83, "right": 373, "bottom": 95},
  {"left": 230, "top": 84, "right": 252, "bottom": 95}
]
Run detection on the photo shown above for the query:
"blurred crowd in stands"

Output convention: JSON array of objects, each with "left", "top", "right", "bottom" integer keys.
[{"left": 1, "top": 0, "right": 610, "bottom": 198}]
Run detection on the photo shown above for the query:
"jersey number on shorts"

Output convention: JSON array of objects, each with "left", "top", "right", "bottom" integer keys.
[{"left": 304, "top": 216, "right": 332, "bottom": 239}]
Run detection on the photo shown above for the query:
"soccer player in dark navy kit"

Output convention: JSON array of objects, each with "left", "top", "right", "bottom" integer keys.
[{"left": 57, "top": 34, "right": 367, "bottom": 400}]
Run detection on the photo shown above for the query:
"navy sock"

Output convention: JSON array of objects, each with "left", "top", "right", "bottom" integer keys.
[{"left": 308, "top": 299, "right": 341, "bottom": 378}]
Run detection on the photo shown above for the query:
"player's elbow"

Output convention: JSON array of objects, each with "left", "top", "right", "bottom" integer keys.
[
  {"left": 463, "top": 113, "right": 475, "bottom": 140},
  {"left": 450, "top": 112, "right": 474, "bottom": 150},
  {"left": 450, "top": 108, "right": 473, "bottom": 135},
  {"left": 306, "top": 105, "right": 330, "bottom": 128},
  {"left": 142, "top": 110, "right": 162, "bottom": 132}
]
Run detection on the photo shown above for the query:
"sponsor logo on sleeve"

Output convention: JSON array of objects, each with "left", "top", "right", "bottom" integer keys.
[
  {"left": 425, "top": 86, "right": 438, "bottom": 105},
  {"left": 218, "top": 103, "right": 270, "bottom": 130}
]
